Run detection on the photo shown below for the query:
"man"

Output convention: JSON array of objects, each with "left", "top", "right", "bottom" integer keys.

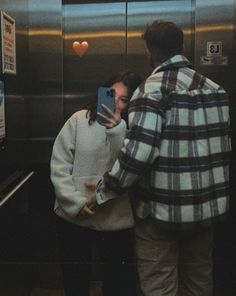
[{"left": 94, "top": 21, "right": 231, "bottom": 296}]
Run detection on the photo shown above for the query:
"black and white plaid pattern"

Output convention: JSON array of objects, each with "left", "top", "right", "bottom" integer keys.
[{"left": 105, "top": 55, "right": 231, "bottom": 224}]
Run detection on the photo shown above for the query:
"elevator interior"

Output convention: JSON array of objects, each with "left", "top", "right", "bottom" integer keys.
[{"left": 0, "top": 0, "right": 235, "bottom": 295}]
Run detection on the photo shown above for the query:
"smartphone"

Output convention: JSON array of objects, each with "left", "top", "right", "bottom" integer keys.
[{"left": 96, "top": 87, "right": 115, "bottom": 124}]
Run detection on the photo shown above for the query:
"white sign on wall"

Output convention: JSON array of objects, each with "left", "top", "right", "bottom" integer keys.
[
  {"left": 0, "top": 11, "right": 16, "bottom": 74},
  {"left": 201, "top": 41, "right": 228, "bottom": 66}
]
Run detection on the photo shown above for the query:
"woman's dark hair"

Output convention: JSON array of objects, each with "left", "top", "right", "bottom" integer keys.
[
  {"left": 86, "top": 71, "right": 142, "bottom": 125},
  {"left": 142, "top": 20, "right": 184, "bottom": 59}
]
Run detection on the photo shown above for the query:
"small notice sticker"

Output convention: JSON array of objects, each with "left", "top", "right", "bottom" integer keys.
[
  {"left": 200, "top": 56, "right": 228, "bottom": 66},
  {"left": 207, "top": 41, "right": 222, "bottom": 56}
]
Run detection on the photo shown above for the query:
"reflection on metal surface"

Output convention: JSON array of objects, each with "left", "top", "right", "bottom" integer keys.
[
  {"left": 195, "top": 0, "right": 234, "bottom": 94},
  {"left": 28, "top": 29, "right": 61, "bottom": 36},
  {"left": 0, "top": 171, "right": 34, "bottom": 207},
  {"left": 63, "top": 1, "right": 126, "bottom": 119},
  {"left": 127, "top": 0, "right": 194, "bottom": 77},
  {"left": 196, "top": 24, "right": 234, "bottom": 32},
  {"left": 65, "top": 23, "right": 233, "bottom": 38},
  {"left": 65, "top": 28, "right": 194, "bottom": 40},
  {"left": 63, "top": 0, "right": 195, "bottom": 118},
  {"left": 28, "top": 0, "right": 63, "bottom": 143},
  {"left": 65, "top": 32, "right": 126, "bottom": 39}
]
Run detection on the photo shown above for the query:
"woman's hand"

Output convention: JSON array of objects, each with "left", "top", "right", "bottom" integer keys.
[
  {"left": 78, "top": 181, "right": 99, "bottom": 217},
  {"left": 78, "top": 181, "right": 98, "bottom": 216},
  {"left": 97, "top": 104, "right": 121, "bottom": 129}
]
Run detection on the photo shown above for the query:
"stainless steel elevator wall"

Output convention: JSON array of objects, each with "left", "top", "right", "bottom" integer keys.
[
  {"left": 27, "top": 0, "right": 63, "bottom": 164},
  {"left": 126, "top": 1, "right": 194, "bottom": 78},
  {"left": 195, "top": 0, "right": 234, "bottom": 92},
  {"left": 63, "top": 1, "right": 127, "bottom": 119},
  {"left": 0, "top": 0, "right": 29, "bottom": 180},
  {"left": 63, "top": 0, "right": 194, "bottom": 119}
]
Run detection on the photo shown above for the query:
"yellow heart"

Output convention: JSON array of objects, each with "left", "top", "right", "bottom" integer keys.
[{"left": 72, "top": 41, "right": 89, "bottom": 57}]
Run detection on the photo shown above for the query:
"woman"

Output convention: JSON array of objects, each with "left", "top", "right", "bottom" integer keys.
[{"left": 50, "top": 71, "right": 142, "bottom": 296}]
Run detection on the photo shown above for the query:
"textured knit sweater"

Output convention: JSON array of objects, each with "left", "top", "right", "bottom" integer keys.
[
  {"left": 97, "top": 55, "right": 231, "bottom": 229},
  {"left": 50, "top": 109, "right": 134, "bottom": 231}
]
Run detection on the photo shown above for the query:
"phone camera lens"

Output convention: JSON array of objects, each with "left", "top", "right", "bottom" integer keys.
[{"left": 110, "top": 89, "right": 114, "bottom": 97}]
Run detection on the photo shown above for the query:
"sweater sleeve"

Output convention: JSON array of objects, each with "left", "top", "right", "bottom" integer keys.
[
  {"left": 50, "top": 114, "right": 87, "bottom": 218},
  {"left": 105, "top": 119, "right": 127, "bottom": 165}
]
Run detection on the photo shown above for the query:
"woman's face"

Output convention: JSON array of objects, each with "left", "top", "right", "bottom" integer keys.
[{"left": 111, "top": 82, "right": 129, "bottom": 113}]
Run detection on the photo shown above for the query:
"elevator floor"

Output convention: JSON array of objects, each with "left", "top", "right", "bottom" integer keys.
[
  {"left": 0, "top": 263, "right": 102, "bottom": 296},
  {"left": 0, "top": 286, "right": 102, "bottom": 296},
  {"left": 0, "top": 261, "right": 234, "bottom": 296}
]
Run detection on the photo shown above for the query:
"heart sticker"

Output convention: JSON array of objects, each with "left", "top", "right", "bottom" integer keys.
[{"left": 72, "top": 41, "right": 89, "bottom": 57}]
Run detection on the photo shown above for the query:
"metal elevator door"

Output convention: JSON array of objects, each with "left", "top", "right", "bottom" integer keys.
[{"left": 62, "top": 0, "right": 194, "bottom": 120}]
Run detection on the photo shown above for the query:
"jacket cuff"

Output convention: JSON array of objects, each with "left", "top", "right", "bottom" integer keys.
[{"left": 96, "top": 177, "right": 117, "bottom": 205}]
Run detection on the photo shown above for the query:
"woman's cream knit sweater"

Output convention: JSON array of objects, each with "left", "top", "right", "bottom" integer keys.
[{"left": 50, "top": 110, "right": 134, "bottom": 231}]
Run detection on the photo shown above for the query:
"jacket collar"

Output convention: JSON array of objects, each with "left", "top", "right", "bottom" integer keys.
[{"left": 151, "top": 55, "right": 193, "bottom": 75}]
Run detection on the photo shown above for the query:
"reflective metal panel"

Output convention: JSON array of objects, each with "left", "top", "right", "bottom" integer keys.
[
  {"left": 195, "top": 0, "right": 236, "bottom": 186},
  {"left": 28, "top": 0, "right": 63, "bottom": 139},
  {"left": 195, "top": 0, "right": 234, "bottom": 92},
  {"left": 63, "top": 2, "right": 126, "bottom": 119},
  {"left": 27, "top": 0, "right": 63, "bottom": 164},
  {"left": 127, "top": 0, "right": 194, "bottom": 78},
  {"left": 0, "top": 0, "right": 29, "bottom": 138},
  {"left": 0, "top": 0, "right": 29, "bottom": 181}
]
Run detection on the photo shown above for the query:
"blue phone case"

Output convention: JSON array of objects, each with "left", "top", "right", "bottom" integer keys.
[{"left": 97, "top": 87, "right": 115, "bottom": 123}]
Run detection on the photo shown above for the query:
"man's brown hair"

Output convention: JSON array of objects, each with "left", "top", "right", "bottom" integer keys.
[{"left": 142, "top": 20, "right": 184, "bottom": 59}]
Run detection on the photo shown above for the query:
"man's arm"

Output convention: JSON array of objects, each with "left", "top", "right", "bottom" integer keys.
[{"left": 96, "top": 93, "right": 164, "bottom": 204}]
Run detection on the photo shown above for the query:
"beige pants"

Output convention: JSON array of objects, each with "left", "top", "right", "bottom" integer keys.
[{"left": 135, "top": 218, "right": 213, "bottom": 296}]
